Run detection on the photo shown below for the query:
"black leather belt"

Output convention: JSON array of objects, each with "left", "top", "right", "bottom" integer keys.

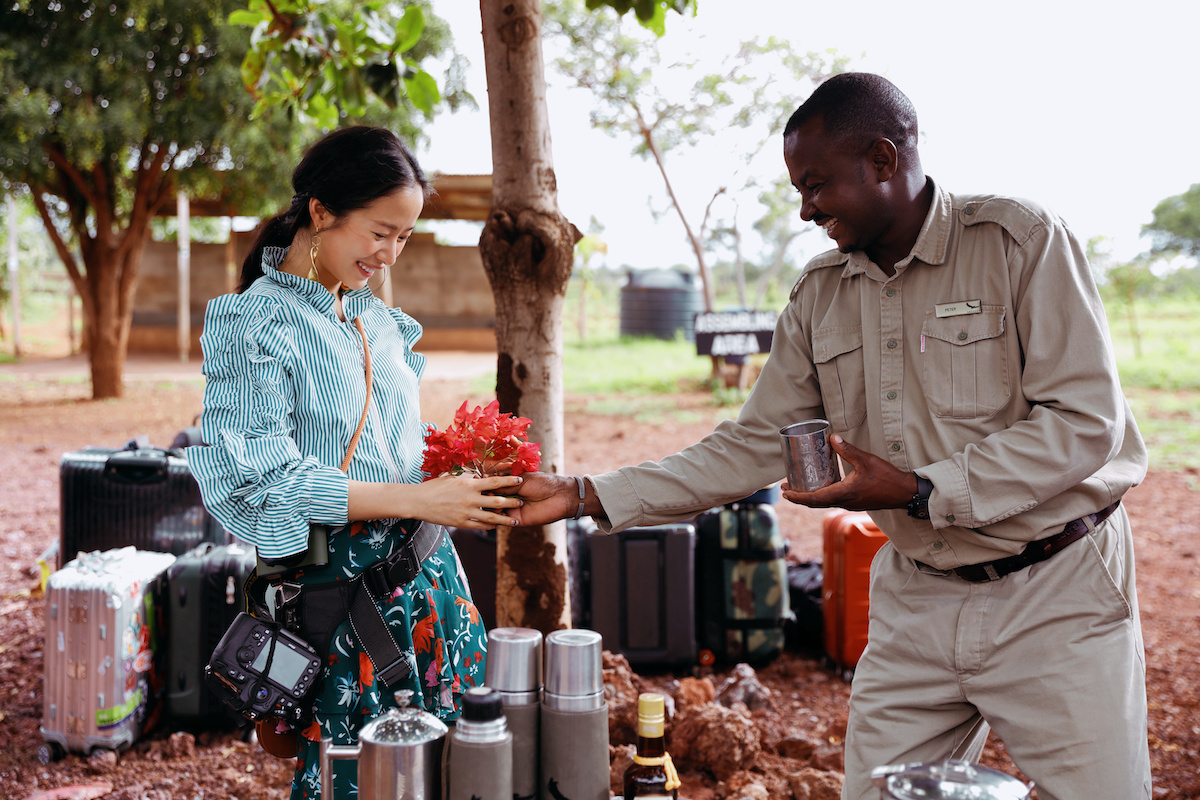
[{"left": 930, "top": 501, "right": 1121, "bottom": 583}]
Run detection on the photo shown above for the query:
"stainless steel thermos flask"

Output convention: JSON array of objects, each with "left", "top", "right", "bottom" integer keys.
[
  {"left": 485, "top": 627, "right": 543, "bottom": 800},
  {"left": 447, "top": 686, "right": 514, "bottom": 800},
  {"left": 539, "top": 629, "right": 610, "bottom": 800}
]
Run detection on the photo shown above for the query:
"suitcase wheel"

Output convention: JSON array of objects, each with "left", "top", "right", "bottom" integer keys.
[
  {"left": 37, "top": 742, "right": 64, "bottom": 764},
  {"left": 697, "top": 648, "right": 716, "bottom": 667}
]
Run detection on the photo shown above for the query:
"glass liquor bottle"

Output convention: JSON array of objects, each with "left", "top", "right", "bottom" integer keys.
[{"left": 622, "top": 692, "right": 680, "bottom": 799}]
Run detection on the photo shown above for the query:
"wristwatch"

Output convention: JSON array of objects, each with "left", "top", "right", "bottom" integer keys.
[{"left": 906, "top": 475, "right": 933, "bottom": 520}]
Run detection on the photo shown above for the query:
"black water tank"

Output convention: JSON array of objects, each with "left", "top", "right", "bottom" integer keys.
[{"left": 619, "top": 269, "right": 706, "bottom": 341}]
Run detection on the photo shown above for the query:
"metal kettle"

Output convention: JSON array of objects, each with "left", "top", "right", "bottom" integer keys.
[
  {"left": 320, "top": 690, "right": 449, "bottom": 800},
  {"left": 871, "top": 760, "right": 1034, "bottom": 800}
]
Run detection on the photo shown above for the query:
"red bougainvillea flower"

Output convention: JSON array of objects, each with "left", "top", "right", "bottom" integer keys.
[{"left": 422, "top": 401, "right": 541, "bottom": 480}]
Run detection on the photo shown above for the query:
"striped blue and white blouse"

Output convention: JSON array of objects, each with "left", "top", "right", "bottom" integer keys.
[{"left": 188, "top": 246, "right": 429, "bottom": 560}]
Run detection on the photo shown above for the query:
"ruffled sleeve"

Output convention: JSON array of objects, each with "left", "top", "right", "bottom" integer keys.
[
  {"left": 386, "top": 304, "right": 427, "bottom": 384},
  {"left": 188, "top": 293, "right": 349, "bottom": 560}
]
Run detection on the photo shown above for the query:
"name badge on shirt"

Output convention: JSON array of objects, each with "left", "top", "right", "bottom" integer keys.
[{"left": 934, "top": 299, "right": 982, "bottom": 318}]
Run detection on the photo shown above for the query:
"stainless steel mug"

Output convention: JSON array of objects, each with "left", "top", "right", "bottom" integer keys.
[
  {"left": 780, "top": 419, "right": 842, "bottom": 491},
  {"left": 320, "top": 689, "right": 448, "bottom": 800}
]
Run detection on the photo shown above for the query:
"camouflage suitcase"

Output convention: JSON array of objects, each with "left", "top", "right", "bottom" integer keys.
[
  {"left": 40, "top": 547, "right": 175, "bottom": 763},
  {"left": 695, "top": 487, "right": 791, "bottom": 664}
]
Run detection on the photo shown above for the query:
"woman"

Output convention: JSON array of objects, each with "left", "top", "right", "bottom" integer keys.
[{"left": 188, "top": 126, "right": 522, "bottom": 799}]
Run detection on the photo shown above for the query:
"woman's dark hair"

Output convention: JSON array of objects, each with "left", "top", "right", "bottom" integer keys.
[{"left": 238, "top": 126, "right": 431, "bottom": 293}]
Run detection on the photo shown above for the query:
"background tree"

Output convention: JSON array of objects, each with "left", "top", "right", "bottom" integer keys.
[
  {"left": 574, "top": 220, "right": 607, "bottom": 340},
  {"left": 1089, "top": 236, "right": 1158, "bottom": 358},
  {"left": 1143, "top": 183, "right": 1200, "bottom": 260},
  {"left": 0, "top": 0, "right": 461, "bottom": 399},
  {"left": 543, "top": 2, "right": 846, "bottom": 313}
]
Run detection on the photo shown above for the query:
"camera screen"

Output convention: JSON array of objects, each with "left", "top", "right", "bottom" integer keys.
[{"left": 252, "top": 640, "right": 312, "bottom": 688}]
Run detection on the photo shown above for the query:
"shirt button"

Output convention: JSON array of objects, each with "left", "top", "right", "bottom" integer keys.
[
  {"left": 957, "top": 331, "right": 968, "bottom": 340},
  {"left": 887, "top": 391, "right": 897, "bottom": 400},
  {"left": 885, "top": 288, "right": 896, "bottom": 297},
  {"left": 965, "top": 207, "right": 975, "bottom": 216},
  {"left": 933, "top": 541, "right": 944, "bottom": 550},
  {"left": 887, "top": 339, "right": 897, "bottom": 349},
  {"left": 890, "top": 442, "right": 901, "bottom": 452},
  {"left": 947, "top": 514, "right": 956, "bottom": 523}
]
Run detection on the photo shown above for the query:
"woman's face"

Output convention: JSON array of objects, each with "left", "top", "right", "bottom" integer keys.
[{"left": 311, "top": 186, "right": 424, "bottom": 292}]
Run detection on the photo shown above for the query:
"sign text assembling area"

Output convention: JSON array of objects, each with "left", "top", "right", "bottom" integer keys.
[{"left": 693, "top": 310, "right": 778, "bottom": 357}]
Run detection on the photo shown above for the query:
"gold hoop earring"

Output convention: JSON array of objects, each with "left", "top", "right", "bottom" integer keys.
[{"left": 307, "top": 228, "right": 322, "bottom": 283}]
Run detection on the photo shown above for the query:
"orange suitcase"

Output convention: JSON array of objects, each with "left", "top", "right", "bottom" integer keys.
[{"left": 822, "top": 510, "right": 889, "bottom": 670}]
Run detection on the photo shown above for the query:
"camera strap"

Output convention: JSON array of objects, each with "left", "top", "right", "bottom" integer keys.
[{"left": 345, "top": 520, "right": 446, "bottom": 687}]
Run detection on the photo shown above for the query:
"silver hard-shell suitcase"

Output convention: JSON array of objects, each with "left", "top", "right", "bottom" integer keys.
[{"left": 40, "top": 547, "right": 176, "bottom": 763}]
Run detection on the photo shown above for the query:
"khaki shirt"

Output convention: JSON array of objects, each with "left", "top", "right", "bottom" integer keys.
[{"left": 591, "top": 179, "right": 1147, "bottom": 568}]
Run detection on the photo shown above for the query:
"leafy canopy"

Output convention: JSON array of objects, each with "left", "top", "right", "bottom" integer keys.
[{"left": 1143, "top": 183, "right": 1200, "bottom": 261}]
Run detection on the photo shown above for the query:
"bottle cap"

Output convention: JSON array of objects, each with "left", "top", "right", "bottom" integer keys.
[
  {"left": 485, "top": 627, "right": 543, "bottom": 694},
  {"left": 461, "top": 686, "right": 505, "bottom": 723},
  {"left": 637, "top": 692, "right": 666, "bottom": 738},
  {"left": 637, "top": 692, "right": 665, "bottom": 722},
  {"left": 543, "top": 629, "right": 603, "bottom": 699}
]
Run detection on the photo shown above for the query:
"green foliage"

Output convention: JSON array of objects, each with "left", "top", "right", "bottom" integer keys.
[
  {"left": 229, "top": 0, "right": 472, "bottom": 127},
  {"left": 1143, "top": 183, "right": 1200, "bottom": 260},
  {"left": 584, "top": 0, "right": 697, "bottom": 36}
]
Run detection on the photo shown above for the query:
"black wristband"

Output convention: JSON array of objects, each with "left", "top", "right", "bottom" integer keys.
[{"left": 906, "top": 474, "right": 933, "bottom": 520}]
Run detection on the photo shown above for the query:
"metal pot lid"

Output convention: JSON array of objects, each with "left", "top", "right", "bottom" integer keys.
[
  {"left": 359, "top": 690, "right": 449, "bottom": 747},
  {"left": 870, "top": 761, "right": 1033, "bottom": 800}
]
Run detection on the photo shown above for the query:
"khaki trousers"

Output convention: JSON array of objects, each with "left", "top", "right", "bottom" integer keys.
[{"left": 842, "top": 509, "right": 1151, "bottom": 800}]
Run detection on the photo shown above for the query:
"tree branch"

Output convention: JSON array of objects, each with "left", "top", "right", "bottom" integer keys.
[{"left": 43, "top": 144, "right": 98, "bottom": 210}]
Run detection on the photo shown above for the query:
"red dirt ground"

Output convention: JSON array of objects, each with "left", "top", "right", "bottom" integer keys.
[{"left": 0, "top": 370, "right": 1196, "bottom": 799}]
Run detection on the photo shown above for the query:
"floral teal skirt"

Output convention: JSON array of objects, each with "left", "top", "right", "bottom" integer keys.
[{"left": 285, "top": 521, "right": 487, "bottom": 799}]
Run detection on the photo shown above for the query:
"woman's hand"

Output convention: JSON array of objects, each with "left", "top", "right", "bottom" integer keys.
[
  {"left": 414, "top": 474, "right": 526, "bottom": 529},
  {"left": 348, "top": 474, "right": 524, "bottom": 529}
]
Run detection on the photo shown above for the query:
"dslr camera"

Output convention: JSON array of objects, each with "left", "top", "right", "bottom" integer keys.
[{"left": 205, "top": 612, "right": 322, "bottom": 722}]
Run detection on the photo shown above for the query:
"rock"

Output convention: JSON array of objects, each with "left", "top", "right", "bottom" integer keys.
[
  {"left": 85, "top": 749, "right": 117, "bottom": 775},
  {"left": 777, "top": 734, "right": 822, "bottom": 761},
  {"left": 714, "top": 663, "right": 773, "bottom": 711},
  {"left": 824, "top": 711, "right": 848, "bottom": 743},
  {"left": 789, "top": 767, "right": 844, "bottom": 800},
  {"left": 165, "top": 731, "right": 196, "bottom": 759},
  {"left": 676, "top": 676, "right": 716, "bottom": 709},
  {"left": 670, "top": 703, "right": 761, "bottom": 781},
  {"left": 809, "top": 744, "right": 844, "bottom": 773},
  {"left": 721, "top": 771, "right": 770, "bottom": 800},
  {"left": 602, "top": 650, "right": 642, "bottom": 744},
  {"left": 609, "top": 743, "right": 635, "bottom": 796}
]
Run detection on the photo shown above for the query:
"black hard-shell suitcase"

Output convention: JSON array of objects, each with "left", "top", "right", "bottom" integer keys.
[
  {"left": 695, "top": 486, "right": 792, "bottom": 664},
  {"left": 59, "top": 445, "right": 229, "bottom": 564},
  {"left": 162, "top": 541, "right": 258, "bottom": 727},
  {"left": 586, "top": 521, "right": 697, "bottom": 667}
]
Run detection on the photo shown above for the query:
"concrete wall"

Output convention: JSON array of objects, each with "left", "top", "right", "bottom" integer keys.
[{"left": 130, "top": 231, "right": 496, "bottom": 355}]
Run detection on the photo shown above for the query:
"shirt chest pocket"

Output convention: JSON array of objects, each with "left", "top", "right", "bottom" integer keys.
[
  {"left": 812, "top": 326, "right": 867, "bottom": 432},
  {"left": 920, "top": 306, "right": 1011, "bottom": 419}
]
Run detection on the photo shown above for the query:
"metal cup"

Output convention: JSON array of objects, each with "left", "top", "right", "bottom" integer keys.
[{"left": 780, "top": 419, "right": 842, "bottom": 492}]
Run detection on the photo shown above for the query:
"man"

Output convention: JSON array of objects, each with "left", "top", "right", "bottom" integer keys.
[{"left": 512, "top": 72, "right": 1150, "bottom": 800}]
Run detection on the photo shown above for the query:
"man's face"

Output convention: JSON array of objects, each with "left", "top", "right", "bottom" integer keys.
[{"left": 784, "top": 118, "right": 889, "bottom": 256}]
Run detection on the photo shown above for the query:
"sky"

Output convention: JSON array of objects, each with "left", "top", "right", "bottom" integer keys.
[{"left": 417, "top": 0, "right": 1199, "bottom": 274}]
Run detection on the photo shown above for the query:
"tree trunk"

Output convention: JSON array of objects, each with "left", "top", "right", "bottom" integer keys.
[{"left": 479, "top": 0, "right": 581, "bottom": 634}]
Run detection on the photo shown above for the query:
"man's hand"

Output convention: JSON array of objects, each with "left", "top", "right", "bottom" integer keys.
[
  {"left": 501, "top": 472, "right": 590, "bottom": 527},
  {"left": 781, "top": 435, "right": 918, "bottom": 511}
]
